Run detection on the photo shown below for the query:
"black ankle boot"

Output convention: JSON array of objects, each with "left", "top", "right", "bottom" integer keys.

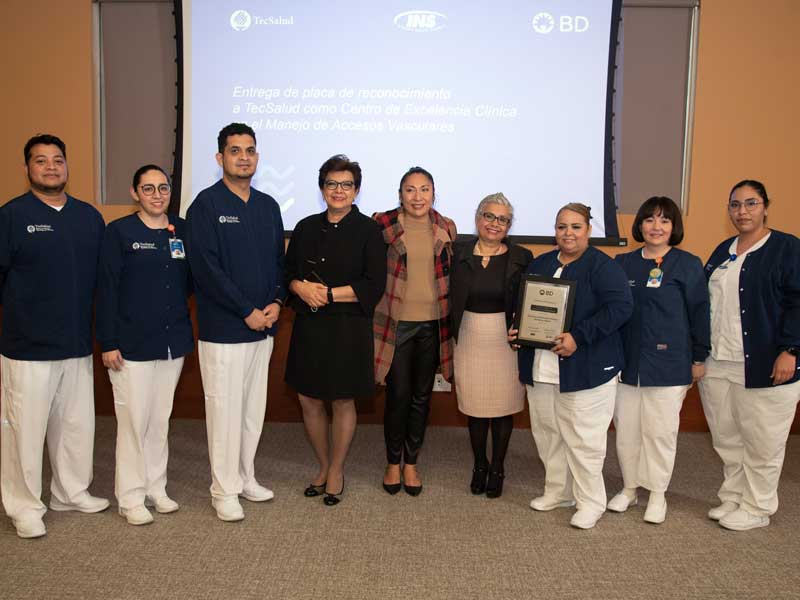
[
  {"left": 470, "top": 467, "right": 488, "bottom": 495},
  {"left": 486, "top": 471, "right": 505, "bottom": 498}
]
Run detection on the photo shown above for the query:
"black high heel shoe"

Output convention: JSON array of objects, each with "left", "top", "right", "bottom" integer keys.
[
  {"left": 383, "top": 482, "right": 402, "bottom": 495},
  {"left": 470, "top": 467, "right": 488, "bottom": 495},
  {"left": 304, "top": 482, "right": 326, "bottom": 497},
  {"left": 323, "top": 479, "right": 345, "bottom": 506},
  {"left": 485, "top": 471, "right": 505, "bottom": 499}
]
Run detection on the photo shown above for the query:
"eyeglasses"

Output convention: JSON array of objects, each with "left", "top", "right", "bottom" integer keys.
[
  {"left": 481, "top": 211, "right": 511, "bottom": 226},
  {"left": 728, "top": 199, "right": 763, "bottom": 211},
  {"left": 140, "top": 183, "right": 171, "bottom": 196},
  {"left": 324, "top": 180, "right": 355, "bottom": 191}
]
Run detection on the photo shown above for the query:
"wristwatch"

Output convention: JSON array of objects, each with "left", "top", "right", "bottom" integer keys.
[
  {"left": 785, "top": 347, "right": 799, "bottom": 357},
  {"left": 327, "top": 287, "right": 334, "bottom": 304}
]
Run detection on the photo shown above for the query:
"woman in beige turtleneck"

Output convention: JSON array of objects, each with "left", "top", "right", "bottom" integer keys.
[{"left": 373, "top": 167, "right": 457, "bottom": 495}]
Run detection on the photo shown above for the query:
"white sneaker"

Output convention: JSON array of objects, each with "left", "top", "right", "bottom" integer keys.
[
  {"left": 719, "top": 508, "right": 770, "bottom": 531},
  {"left": 570, "top": 508, "right": 604, "bottom": 529},
  {"left": 643, "top": 497, "right": 667, "bottom": 524},
  {"left": 607, "top": 490, "right": 638, "bottom": 513},
  {"left": 708, "top": 501, "right": 739, "bottom": 521},
  {"left": 119, "top": 505, "right": 154, "bottom": 526},
  {"left": 241, "top": 483, "right": 274, "bottom": 502},
  {"left": 212, "top": 497, "right": 245, "bottom": 522},
  {"left": 529, "top": 495, "right": 576, "bottom": 512},
  {"left": 50, "top": 493, "right": 110, "bottom": 513},
  {"left": 14, "top": 518, "right": 46, "bottom": 539},
  {"left": 147, "top": 495, "right": 180, "bottom": 514}
]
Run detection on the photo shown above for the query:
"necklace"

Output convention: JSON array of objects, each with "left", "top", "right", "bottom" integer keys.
[{"left": 475, "top": 241, "right": 502, "bottom": 268}]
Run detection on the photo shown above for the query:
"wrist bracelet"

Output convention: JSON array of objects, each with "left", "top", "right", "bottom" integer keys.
[{"left": 327, "top": 287, "right": 334, "bottom": 304}]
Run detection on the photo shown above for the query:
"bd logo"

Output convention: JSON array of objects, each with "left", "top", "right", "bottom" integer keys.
[
  {"left": 230, "top": 10, "right": 252, "bottom": 31},
  {"left": 533, "top": 12, "right": 589, "bottom": 33},
  {"left": 394, "top": 10, "right": 447, "bottom": 32},
  {"left": 26, "top": 225, "right": 35, "bottom": 233},
  {"left": 539, "top": 289, "right": 554, "bottom": 296}
]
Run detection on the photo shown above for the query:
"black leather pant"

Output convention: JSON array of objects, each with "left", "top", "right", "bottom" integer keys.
[{"left": 384, "top": 320, "right": 440, "bottom": 465}]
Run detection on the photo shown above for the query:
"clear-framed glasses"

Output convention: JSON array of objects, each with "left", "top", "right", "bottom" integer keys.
[
  {"left": 140, "top": 183, "right": 171, "bottom": 196},
  {"left": 481, "top": 211, "right": 511, "bottom": 226},
  {"left": 728, "top": 199, "right": 763, "bottom": 211},
  {"left": 324, "top": 180, "right": 355, "bottom": 191}
]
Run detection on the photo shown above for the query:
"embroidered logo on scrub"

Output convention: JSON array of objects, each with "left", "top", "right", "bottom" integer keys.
[
  {"left": 219, "top": 215, "right": 241, "bottom": 224},
  {"left": 131, "top": 242, "right": 158, "bottom": 250},
  {"left": 26, "top": 224, "right": 53, "bottom": 233},
  {"left": 656, "top": 344, "right": 668, "bottom": 351}
]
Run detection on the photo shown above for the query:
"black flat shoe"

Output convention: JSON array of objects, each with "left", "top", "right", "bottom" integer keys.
[
  {"left": 304, "top": 482, "right": 326, "bottom": 497},
  {"left": 403, "top": 483, "right": 423, "bottom": 496},
  {"left": 323, "top": 479, "right": 345, "bottom": 506},
  {"left": 470, "top": 467, "right": 488, "bottom": 495},
  {"left": 486, "top": 471, "right": 505, "bottom": 499},
  {"left": 383, "top": 482, "right": 402, "bottom": 495}
]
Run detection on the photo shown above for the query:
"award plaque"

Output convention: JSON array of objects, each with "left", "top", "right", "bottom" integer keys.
[{"left": 513, "top": 275, "right": 576, "bottom": 348}]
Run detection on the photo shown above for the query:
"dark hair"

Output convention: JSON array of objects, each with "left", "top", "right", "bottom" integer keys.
[
  {"left": 631, "top": 196, "right": 684, "bottom": 245},
  {"left": 398, "top": 166, "right": 435, "bottom": 197},
  {"left": 132, "top": 164, "right": 170, "bottom": 189},
  {"left": 318, "top": 154, "right": 362, "bottom": 190},
  {"left": 24, "top": 134, "right": 66, "bottom": 163},
  {"left": 556, "top": 202, "right": 591, "bottom": 226},
  {"left": 730, "top": 179, "right": 769, "bottom": 208},
  {"left": 217, "top": 123, "right": 257, "bottom": 154}
]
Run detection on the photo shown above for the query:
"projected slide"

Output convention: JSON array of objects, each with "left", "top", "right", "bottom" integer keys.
[{"left": 181, "top": 1, "right": 618, "bottom": 237}]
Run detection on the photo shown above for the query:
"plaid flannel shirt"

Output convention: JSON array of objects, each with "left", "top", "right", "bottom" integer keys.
[{"left": 372, "top": 207, "right": 457, "bottom": 384}]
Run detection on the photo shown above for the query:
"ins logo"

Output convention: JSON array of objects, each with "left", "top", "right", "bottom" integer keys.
[
  {"left": 230, "top": 10, "right": 252, "bottom": 31},
  {"left": 393, "top": 10, "right": 447, "bottom": 33}
]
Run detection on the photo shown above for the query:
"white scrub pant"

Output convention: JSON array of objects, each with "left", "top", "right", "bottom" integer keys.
[
  {"left": 699, "top": 371, "right": 800, "bottom": 517},
  {"left": 1, "top": 355, "right": 95, "bottom": 522},
  {"left": 613, "top": 383, "right": 689, "bottom": 493},
  {"left": 109, "top": 357, "right": 184, "bottom": 509},
  {"left": 527, "top": 378, "right": 616, "bottom": 513},
  {"left": 199, "top": 338, "right": 273, "bottom": 499}
]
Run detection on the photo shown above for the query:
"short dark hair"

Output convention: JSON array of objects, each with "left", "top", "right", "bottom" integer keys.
[
  {"left": 631, "top": 196, "right": 684, "bottom": 245},
  {"left": 24, "top": 134, "right": 66, "bottom": 164},
  {"left": 318, "top": 154, "right": 362, "bottom": 190},
  {"left": 217, "top": 123, "right": 256, "bottom": 154},
  {"left": 398, "top": 166, "right": 435, "bottom": 197},
  {"left": 132, "top": 164, "right": 170, "bottom": 189},
  {"left": 730, "top": 179, "right": 769, "bottom": 208}
]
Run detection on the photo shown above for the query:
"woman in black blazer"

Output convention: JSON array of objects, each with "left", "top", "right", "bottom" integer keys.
[{"left": 450, "top": 193, "right": 532, "bottom": 498}]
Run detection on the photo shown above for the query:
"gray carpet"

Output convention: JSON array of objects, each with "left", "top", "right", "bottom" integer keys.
[{"left": 2, "top": 417, "right": 799, "bottom": 600}]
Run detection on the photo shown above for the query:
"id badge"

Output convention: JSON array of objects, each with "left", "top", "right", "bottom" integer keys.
[
  {"left": 169, "top": 238, "right": 186, "bottom": 259},
  {"left": 646, "top": 268, "right": 663, "bottom": 288}
]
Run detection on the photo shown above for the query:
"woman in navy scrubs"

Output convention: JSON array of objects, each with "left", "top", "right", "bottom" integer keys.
[
  {"left": 97, "top": 165, "right": 193, "bottom": 526},
  {"left": 514, "top": 203, "right": 633, "bottom": 529},
  {"left": 699, "top": 180, "right": 800, "bottom": 531},
  {"left": 609, "top": 197, "right": 710, "bottom": 524}
]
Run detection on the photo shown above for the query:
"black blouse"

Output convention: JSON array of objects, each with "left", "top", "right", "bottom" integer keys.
[
  {"left": 285, "top": 205, "right": 387, "bottom": 316},
  {"left": 465, "top": 253, "right": 508, "bottom": 313}
]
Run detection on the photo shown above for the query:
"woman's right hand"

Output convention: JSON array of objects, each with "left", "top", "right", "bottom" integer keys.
[
  {"left": 293, "top": 279, "right": 329, "bottom": 309},
  {"left": 102, "top": 350, "right": 124, "bottom": 372},
  {"left": 507, "top": 327, "right": 520, "bottom": 350}
]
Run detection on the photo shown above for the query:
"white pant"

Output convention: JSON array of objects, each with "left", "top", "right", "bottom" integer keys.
[
  {"left": 613, "top": 383, "right": 688, "bottom": 492},
  {"left": 109, "top": 357, "right": 184, "bottom": 509},
  {"left": 199, "top": 338, "right": 273, "bottom": 499},
  {"left": 1, "top": 355, "right": 95, "bottom": 521},
  {"left": 699, "top": 371, "right": 800, "bottom": 516},
  {"left": 527, "top": 378, "right": 616, "bottom": 513}
]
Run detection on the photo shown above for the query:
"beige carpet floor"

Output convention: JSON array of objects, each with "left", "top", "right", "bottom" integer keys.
[{"left": 1, "top": 417, "right": 799, "bottom": 600}]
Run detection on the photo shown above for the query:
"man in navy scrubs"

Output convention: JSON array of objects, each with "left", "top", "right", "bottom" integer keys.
[
  {"left": 186, "top": 123, "right": 286, "bottom": 522},
  {"left": 0, "top": 134, "right": 108, "bottom": 538}
]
